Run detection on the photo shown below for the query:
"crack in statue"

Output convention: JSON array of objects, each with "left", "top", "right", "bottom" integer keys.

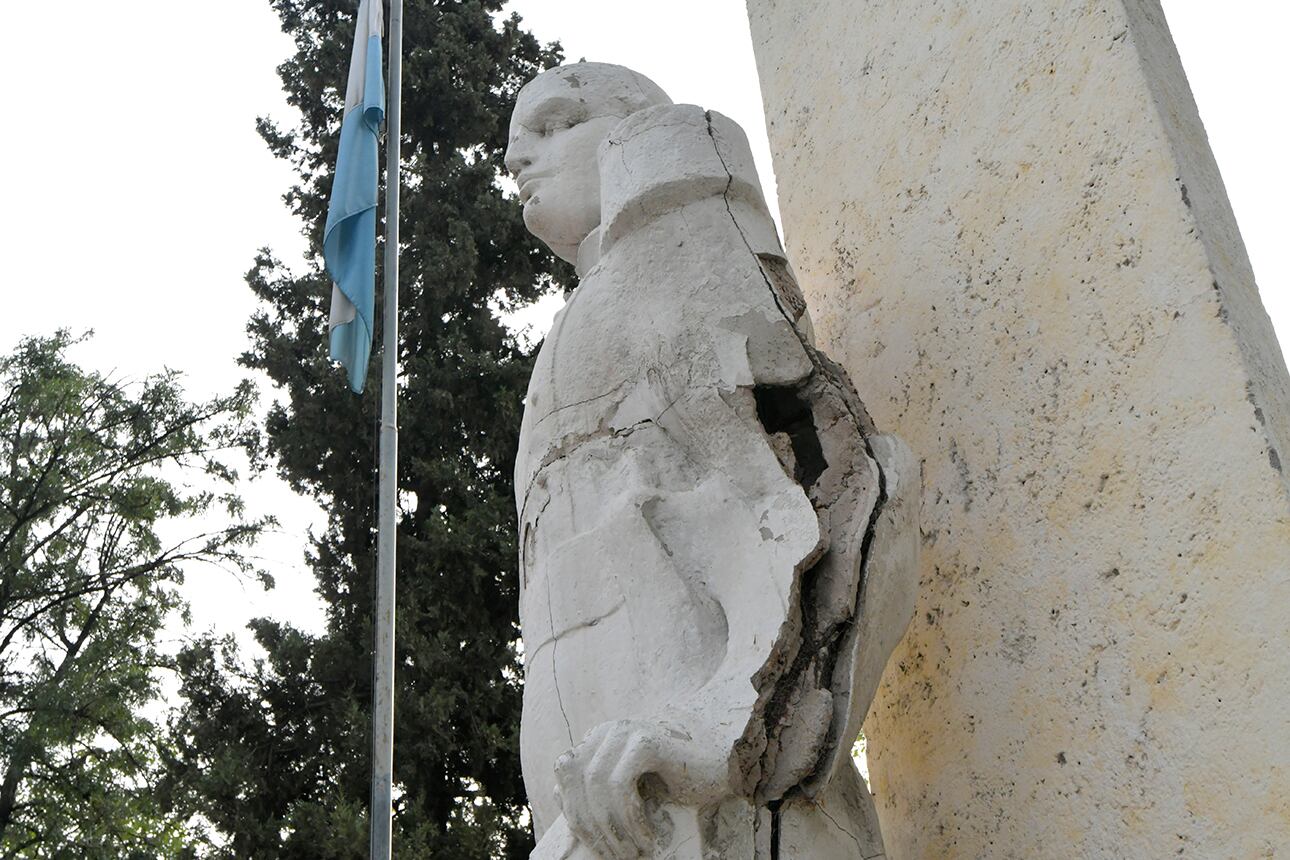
[{"left": 507, "top": 63, "right": 920, "bottom": 860}]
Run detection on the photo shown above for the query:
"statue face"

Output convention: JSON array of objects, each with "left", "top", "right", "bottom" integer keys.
[{"left": 506, "top": 70, "right": 625, "bottom": 264}]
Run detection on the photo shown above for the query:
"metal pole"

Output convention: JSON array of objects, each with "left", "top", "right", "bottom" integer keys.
[{"left": 371, "top": 0, "right": 402, "bottom": 857}]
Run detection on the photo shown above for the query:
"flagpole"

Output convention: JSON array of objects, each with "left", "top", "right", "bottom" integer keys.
[{"left": 371, "top": 0, "right": 402, "bottom": 856}]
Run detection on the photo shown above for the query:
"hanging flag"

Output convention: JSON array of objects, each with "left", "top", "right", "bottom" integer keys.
[{"left": 325, "top": 0, "right": 386, "bottom": 393}]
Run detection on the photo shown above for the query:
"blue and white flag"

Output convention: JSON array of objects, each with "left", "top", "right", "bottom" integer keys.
[{"left": 325, "top": 0, "right": 385, "bottom": 394}]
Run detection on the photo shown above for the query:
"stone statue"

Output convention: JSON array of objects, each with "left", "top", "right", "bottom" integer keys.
[{"left": 507, "top": 63, "right": 920, "bottom": 859}]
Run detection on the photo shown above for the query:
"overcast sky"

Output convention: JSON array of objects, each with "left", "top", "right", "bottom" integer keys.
[{"left": 1, "top": 2, "right": 1285, "bottom": 646}]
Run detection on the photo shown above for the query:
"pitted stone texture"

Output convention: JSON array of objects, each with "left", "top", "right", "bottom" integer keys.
[
  {"left": 747, "top": 0, "right": 1290, "bottom": 857},
  {"left": 510, "top": 64, "right": 920, "bottom": 859}
]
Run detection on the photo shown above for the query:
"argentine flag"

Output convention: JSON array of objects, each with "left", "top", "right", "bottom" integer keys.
[{"left": 326, "top": 0, "right": 385, "bottom": 394}]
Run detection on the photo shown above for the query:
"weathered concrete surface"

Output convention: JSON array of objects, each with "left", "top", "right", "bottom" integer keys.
[{"left": 746, "top": 1, "right": 1290, "bottom": 856}]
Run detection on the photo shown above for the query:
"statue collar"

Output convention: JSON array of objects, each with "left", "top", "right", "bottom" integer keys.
[{"left": 575, "top": 227, "right": 603, "bottom": 278}]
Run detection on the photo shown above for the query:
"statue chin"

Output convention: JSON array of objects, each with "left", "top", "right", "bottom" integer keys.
[{"left": 523, "top": 199, "right": 596, "bottom": 266}]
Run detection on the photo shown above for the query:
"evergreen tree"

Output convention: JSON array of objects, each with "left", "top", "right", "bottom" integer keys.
[{"left": 165, "top": 2, "right": 567, "bottom": 856}]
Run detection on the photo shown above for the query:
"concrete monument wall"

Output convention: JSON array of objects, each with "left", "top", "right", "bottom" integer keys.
[{"left": 746, "top": 1, "right": 1290, "bottom": 856}]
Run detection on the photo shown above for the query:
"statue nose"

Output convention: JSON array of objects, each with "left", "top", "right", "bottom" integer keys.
[{"left": 505, "top": 148, "right": 533, "bottom": 178}]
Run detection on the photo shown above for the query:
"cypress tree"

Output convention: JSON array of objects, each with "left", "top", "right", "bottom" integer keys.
[{"left": 165, "top": 2, "right": 568, "bottom": 856}]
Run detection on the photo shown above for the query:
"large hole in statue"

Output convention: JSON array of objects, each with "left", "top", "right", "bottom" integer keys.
[{"left": 753, "top": 385, "right": 827, "bottom": 490}]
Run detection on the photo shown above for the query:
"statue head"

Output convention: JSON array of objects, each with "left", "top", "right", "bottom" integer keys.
[{"left": 505, "top": 63, "right": 672, "bottom": 264}]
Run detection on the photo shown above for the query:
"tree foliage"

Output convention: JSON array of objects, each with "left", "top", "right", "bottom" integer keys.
[
  {"left": 0, "top": 332, "right": 265, "bottom": 857},
  {"left": 166, "top": 2, "right": 567, "bottom": 856}
]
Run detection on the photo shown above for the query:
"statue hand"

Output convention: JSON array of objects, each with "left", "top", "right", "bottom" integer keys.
[{"left": 554, "top": 718, "right": 731, "bottom": 860}]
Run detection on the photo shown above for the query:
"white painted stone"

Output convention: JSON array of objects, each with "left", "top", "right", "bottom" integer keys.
[
  {"left": 507, "top": 64, "right": 920, "bottom": 858},
  {"left": 746, "top": 1, "right": 1290, "bottom": 856}
]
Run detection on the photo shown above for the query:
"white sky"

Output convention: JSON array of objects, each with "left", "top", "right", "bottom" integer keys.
[{"left": 1, "top": 2, "right": 1285, "bottom": 648}]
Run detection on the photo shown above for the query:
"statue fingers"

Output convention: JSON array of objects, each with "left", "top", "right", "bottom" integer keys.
[
  {"left": 608, "top": 735, "right": 666, "bottom": 852},
  {"left": 556, "top": 733, "right": 641, "bottom": 860},
  {"left": 584, "top": 727, "right": 643, "bottom": 858},
  {"left": 555, "top": 752, "right": 611, "bottom": 858}
]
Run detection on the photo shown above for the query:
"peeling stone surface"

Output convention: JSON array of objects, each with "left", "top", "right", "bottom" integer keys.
[
  {"left": 746, "top": 1, "right": 1290, "bottom": 857},
  {"left": 508, "top": 64, "right": 920, "bottom": 859}
]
